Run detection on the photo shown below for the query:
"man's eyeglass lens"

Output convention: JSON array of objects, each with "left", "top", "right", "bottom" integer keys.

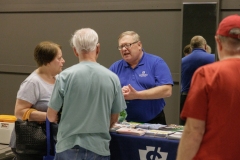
[{"left": 118, "top": 41, "right": 138, "bottom": 50}]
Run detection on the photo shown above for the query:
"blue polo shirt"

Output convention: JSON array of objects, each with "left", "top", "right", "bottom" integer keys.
[
  {"left": 181, "top": 48, "right": 215, "bottom": 93},
  {"left": 109, "top": 51, "right": 173, "bottom": 122}
]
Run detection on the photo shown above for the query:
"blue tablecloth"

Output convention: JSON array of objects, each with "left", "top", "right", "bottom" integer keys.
[{"left": 110, "top": 132, "right": 179, "bottom": 160}]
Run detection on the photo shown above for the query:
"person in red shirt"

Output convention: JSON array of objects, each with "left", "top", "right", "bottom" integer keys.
[{"left": 177, "top": 14, "right": 240, "bottom": 160}]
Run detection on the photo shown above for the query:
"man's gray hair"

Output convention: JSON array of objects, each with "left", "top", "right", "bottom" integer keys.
[
  {"left": 218, "top": 35, "right": 240, "bottom": 53},
  {"left": 118, "top": 31, "right": 140, "bottom": 42},
  {"left": 70, "top": 28, "right": 98, "bottom": 53},
  {"left": 229, "top": 28, "right": 240, "bottom": 36}
]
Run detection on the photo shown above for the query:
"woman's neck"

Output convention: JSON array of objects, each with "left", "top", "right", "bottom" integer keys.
[{"left": 36, "top": 67, "right": 56, "bottom": 84}]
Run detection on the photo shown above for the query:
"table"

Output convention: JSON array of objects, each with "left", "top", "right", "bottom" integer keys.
[
  {"left": 110, "top": 132, "right": 179, "bottom": 160},
  {"left": 0, "top": 133, "right": 179, "bottom": 160}
]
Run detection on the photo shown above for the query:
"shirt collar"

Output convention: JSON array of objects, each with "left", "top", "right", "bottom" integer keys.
[
  {"left": 123, "top": 49, "right": 146, "bottom": 68},
  {"left": 192, "top": 48, "right": 206, "bottom": 53}
]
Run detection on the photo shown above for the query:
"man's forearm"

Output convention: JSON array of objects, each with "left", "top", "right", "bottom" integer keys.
[
  {"left": 110, "top": 113, "right": 119, "bottom": 128},
  {"left": 177, "top": 130, "right": 203, "bottom": 160},
  {"left": 138, "top": 85, "right": 172, "bottom": 99},
  {"left": 177, "top": 118, "right": 205, "bottom": 160},
  {"left": 47, "top": 107, "right": 58, "bottom": 123}
]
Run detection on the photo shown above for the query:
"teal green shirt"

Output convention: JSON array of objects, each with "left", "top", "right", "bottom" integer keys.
[{"left": 49, "top": 61, "right": 126, "bottom": 155}]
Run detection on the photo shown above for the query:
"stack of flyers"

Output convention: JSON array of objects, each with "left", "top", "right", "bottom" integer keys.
[
  {"left": 145, "top": 130, "right": 175, "bottom": 137},
  {"left": 116, "top": 127, "right": 146, "bottom": 136}
]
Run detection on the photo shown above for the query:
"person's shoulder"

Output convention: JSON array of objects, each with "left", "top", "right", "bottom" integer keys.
[
  {"left": 144, "top": 52, "right": 164, "bottom": 61},
  {"left": 144, "top": 52, "right": 159, "bottom": 58},
  {"left": 111, "top": 59, "right": 125, "bottom": 66},
  {"left": 24, "top": 71, "right": 40, "bottom": 82},
  {"left": 205, "top": 53, "right": 215, "bottom": 62},
  {"left": 196, "top": 59, "right": 222, "bottom": 72},
  {"left": 208, "top": 53, "right": 215, "bottom": 58},
  {"left": 63, "top": 63, "right": 80, "bottom": 72},
  {"left": 100, "top": 64, "right": 116, "bottom": 73},
  {"left": 58, "top": 63, "right": 79, "bottom": 78},
  {"left": 182, "top": 55, "right": 189, "bottom": 61},
  {"left": 19, "top": 71, "right": 42, "bottom": 88},
  {"left": 109, "top": 59, "right": 126, "bottom": 71},
  {"left": 99, "top": 64, "right": 120, "bottom": 79}
]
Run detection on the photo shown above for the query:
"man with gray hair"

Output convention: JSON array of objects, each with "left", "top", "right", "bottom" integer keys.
[
  {"left": 180, "top": 35, "right": 215, "bottom": 125},
  {"left": 47, "top": 28, "right": 126, "bottom": 160},
  {"left": 177, "top": 14, "right": 240, "bottom": 159}
]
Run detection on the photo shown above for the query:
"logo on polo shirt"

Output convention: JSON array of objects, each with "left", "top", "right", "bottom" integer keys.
[
  {"left": 139, "top": 146, "right": 168, "bottom": 160},
  {"left": 139, "top": 71, "right": 148, "bottom": 77}
]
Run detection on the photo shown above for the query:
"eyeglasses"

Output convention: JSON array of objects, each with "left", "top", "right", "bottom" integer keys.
[{"left": 118, "top": 41, "right": 138, "bottom": 50}]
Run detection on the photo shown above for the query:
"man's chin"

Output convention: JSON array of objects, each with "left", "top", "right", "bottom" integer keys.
[{"left": 123, "top": 56, "right": 131, "bottom": 62}]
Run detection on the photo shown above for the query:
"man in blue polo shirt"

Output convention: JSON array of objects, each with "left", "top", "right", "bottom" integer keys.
[
  {"left": 109, "top": 31, "right": 173, "bottom": 124},
  {"left": 180, "top": 35, "right": 215, "bottom": 125}
]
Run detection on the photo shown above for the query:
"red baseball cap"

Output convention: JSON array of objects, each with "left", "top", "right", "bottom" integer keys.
[{"left": 216, "top": 14, "right": 240, "bottom": 39}]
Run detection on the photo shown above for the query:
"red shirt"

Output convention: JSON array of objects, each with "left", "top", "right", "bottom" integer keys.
[{"left": 181, "top": 58, "right": 240, "bottom": 160}]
